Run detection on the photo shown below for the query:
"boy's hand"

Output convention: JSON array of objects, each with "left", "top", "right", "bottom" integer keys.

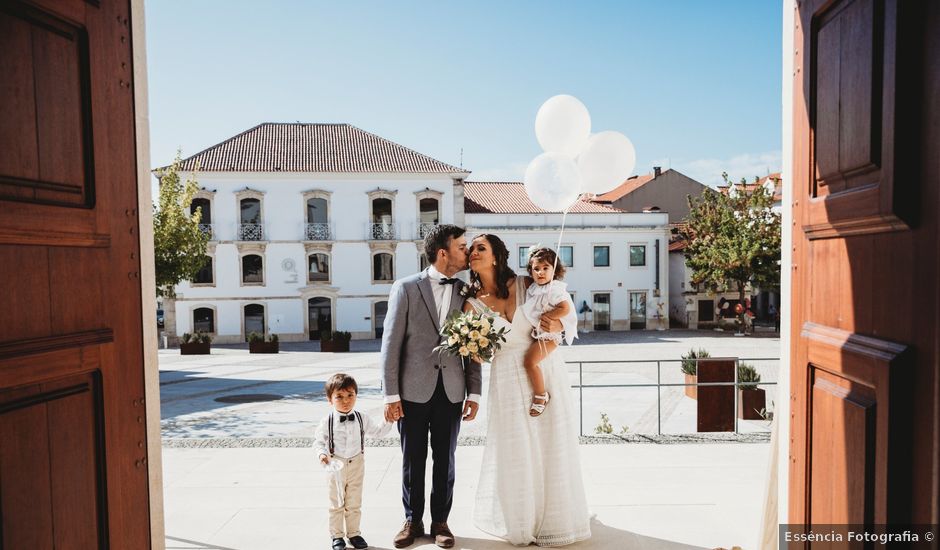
[
  {"left": 385, "top": 401, "right": 404, "bottom": 422},
  {"left": 540, "top": 315, "right": 563, "bottom": 332},
  {"left": 319, "top": 454, "right": 329, "bottom": 465}
]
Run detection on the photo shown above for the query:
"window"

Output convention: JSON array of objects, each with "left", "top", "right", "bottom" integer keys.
[
  {"left": 240, "top": 198, "right": 261, "bottom": 224},
  {"left": 373, "top": 253, "right": 394, "bottom": 282},
  {"left": 244, "top": 304, "right": 265, "bottom": 340},
  {"left": 418, "top": 198, "right": 439, "bottom": 238},
  {"left": 559, "top": 245, "right": 573, "bottom": 268},
  {"left": 420, "top": 254, "right": 430, "bottom": 271},
  {"left": 593, "top": 293, "right": 611, "bottom": 331},
  {"left": 308, "top": 253, "right": 330, "bottom": 282},
  {"left": 307, "top": 197, "right": 328, "bottom": 224},
  {"left": 519, "top": 246, "right": 531, "bottom": 269},
  {"left": 191, "top": 198, "right": 211, "bottom": 223},
  {"left": 593, "top": 246, "right": 610, "bottom": 267},
  {"left": 239, "top": 197, "right": 263, "bottom": 240},
  {"left": 193, "top": 256, "right": 213, "bottom": 284},
  {"left": 242, "top": 254, "right": 263, "bottom": 284},
  {"left": 630, "top": 291, "right": 648, "bottom": 330},
  {"left": 630, "top": 245, "right": 647, "bottom": 267},
  {"left": 193, "top": 307, "right": 214, "bottom": 333}
]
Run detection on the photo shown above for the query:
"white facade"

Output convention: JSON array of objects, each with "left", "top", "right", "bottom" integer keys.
[
  {"left": 172, "top": 171, "right": 465, "bottom": 343},
  {"left": 466, "top": 211, "right": 671, "bottom": 332}
]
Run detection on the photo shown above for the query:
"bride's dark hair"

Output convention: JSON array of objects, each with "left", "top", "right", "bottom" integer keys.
[{"left": 468, "top": 234, "right": 516, "bottom": 299}]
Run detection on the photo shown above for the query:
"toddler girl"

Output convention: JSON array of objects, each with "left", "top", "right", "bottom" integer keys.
[{"left": 520, "top": 246, "right": 578, "bottom": 416}]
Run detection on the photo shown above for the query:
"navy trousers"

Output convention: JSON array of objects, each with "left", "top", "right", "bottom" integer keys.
[{"left": 398, "top": 373, "right": 462, "bottom": 524}]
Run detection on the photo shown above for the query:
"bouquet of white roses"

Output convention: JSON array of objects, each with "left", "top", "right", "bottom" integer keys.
[{"left": 433, "top": 310, "right": 508, "bottom": 363}]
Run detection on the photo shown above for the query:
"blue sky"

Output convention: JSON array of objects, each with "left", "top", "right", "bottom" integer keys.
[{"left": 146, "top": 1, "right": 782, "bottom": 187}]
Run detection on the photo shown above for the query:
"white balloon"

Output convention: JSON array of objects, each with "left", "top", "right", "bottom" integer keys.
[
  {"left": 523, "top": 152, "right": 582, "bottom": 212},
  {"left": 577, "top": 131, "right": 637, "bottom": 195},
  {"left": 535, "top": 95, "right": 591, "bottom": 156}
]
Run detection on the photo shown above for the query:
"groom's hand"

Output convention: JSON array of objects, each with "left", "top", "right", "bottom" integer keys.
[
  {"left": 385, "top": 401, "right": 404, "bottom": 422},
  {"left": 462, "top": 400, "right": 479, "bottom": 421}
]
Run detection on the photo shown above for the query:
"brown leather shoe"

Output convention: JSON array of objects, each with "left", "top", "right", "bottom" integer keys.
[
  {"left": 430, "top": 522, "right": 455, "bottom": 549},
  {"left": 393, "top": 520, "right": 424, "bottom": 548}
]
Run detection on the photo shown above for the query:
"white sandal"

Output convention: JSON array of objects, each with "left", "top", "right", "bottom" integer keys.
[{"left": 529, "top": 392, "right": 550, "bottom": 416}]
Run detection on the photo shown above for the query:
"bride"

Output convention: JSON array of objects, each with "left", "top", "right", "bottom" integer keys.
[{"left": 464, "top": 234, "right": 591, "bottom": 547}]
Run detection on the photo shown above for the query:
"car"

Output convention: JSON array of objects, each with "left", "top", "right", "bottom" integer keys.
[{"left": 157, "top": 309, "right": 165, "bottom": 328}]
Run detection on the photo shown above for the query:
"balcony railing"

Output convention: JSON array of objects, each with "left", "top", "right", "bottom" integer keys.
[
  {"left": 368, "top": 222, "right": 397, "bottom": 240},
  {"left": 417, "top": 222, "right": 438, "bottom": 239},
  {"left": 304, "top": 222, "right": 333, "bottom": 241},
  {"left": 237, "top": 223, "right": 265, "bottom": 241},
  {"left": 198, "top": 223, "right": 214, "bottom": 240}
]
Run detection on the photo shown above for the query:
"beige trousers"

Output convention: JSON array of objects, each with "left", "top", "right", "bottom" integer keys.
[{"left": 328, "top": 454, "right": 365, "bottom": 538}]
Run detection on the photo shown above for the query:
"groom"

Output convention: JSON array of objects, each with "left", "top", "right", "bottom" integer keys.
[{"left": 381, "top": 224, "right": 482, "bottom": 549}]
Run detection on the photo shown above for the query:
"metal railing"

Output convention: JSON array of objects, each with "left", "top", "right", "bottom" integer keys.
[
  {"left": 368, "top": 222, "right": 397, "bottom": 240},
  {"left": 567, "top": 357, "right": 779, "bottom": 436},
  {"left": 417, "top": 222, "right": 438, "bottom": 239},
  {"left": 304, "top": 222, "right": 332, "bottom": 241},
  {"left": 198, "top": 223, "right": 214, "bottom": 240},
  {"left": 237, "top": 223, "right": 264, "bottom": 241}
]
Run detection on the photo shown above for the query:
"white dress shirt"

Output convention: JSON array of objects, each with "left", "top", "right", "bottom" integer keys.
[
  {"left": 314, "top": 409, "right": 394, "bottom": 459},
  {"left": 385, "top": 266, "right": 480, "bottom": 405}
]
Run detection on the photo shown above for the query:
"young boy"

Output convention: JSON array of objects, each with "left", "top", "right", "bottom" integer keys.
[{"left": 315, "top": 373, "right": 393, "bottom": 550}]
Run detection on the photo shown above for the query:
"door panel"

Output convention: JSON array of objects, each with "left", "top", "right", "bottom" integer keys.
[
  {"left": 0, "top": 0, "right": 151, "bottom": 547},
  {"left": 791, "top": 0, "right": 938, "bottom": 533}
]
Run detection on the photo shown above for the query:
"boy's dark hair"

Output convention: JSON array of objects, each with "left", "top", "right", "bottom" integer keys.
[
  {"left": 325, "top": 373, "right": 358, "bottom": 399},
  {"left": 423, "top": 224, "right": 466, "bottom": 265},
  {"left": 526, "top": 246, "right": 567, "bottom": 280}
]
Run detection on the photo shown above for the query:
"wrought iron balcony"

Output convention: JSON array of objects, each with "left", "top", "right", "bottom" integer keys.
[
  {"left": 368, "top": 222, "right": 397, "bottom": 240},
  {"left": 304, "top": 223, "right": 333, "bottom": 241},
  {"left": 198, "top": 223, "right": 215, "bottom": 240},
  {"left": 417, "top": 222, "right": 438, "bottom": 240},
  {"left": 237, "top": 223, "right": 265, "bottom": 241}
]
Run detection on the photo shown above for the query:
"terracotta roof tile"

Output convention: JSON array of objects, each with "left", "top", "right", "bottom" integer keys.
[
  {"left": 464, "top": 182, "right": 624, "bottom": 214},
  {"left": 594, "top": 172, "right": 656, "bottom": 202},
  {"left": 172, "top": 123, "right": 466, "bottom": 174},
  {"left": 720, "top": 172, "right": 783, "bottom": 201}
]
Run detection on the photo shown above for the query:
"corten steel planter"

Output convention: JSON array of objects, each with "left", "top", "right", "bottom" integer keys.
[
  {"left": 320, "top": 340, "right": 349, "bottom": 353},
  {"left": 684, "top": 373, "right": 698, "bottom": 400},
  {"left": 738, "top": 387, "right": 766, "bottom": 420},
  {"left": 249, "top": 341, "right": 279, "bottom": 354},
  {"left": 180, "top": 343, "right": 210, "bottom": 355},
  {"left": 696, "top": 358, "right": 736, "bottom": 432}
]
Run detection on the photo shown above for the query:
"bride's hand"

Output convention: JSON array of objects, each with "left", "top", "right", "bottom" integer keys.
[{"left": 471, "top": 354, "right": 485, "bottom": 364}]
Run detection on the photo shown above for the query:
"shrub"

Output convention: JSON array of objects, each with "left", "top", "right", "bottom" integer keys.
[
  {"left": 181, "top": 332, "right": 193, "bottom": 344},
  {"left": 332, "top": 331, "right": 352, "bottom": 343},
  {"left": 247, "top": 331, "right": 265, "bottom": 343},
  {"left": 194, "top": 330, "right": 212, "bottom": 344},
  {"left": 268, "top": 333, "right": 279, "bottom": 343},
  {"left": 680, "top": 348, "right": 710, "bottom": 376},
  {"left": 737, "top": 362, "right": 761, "bottom": 390}
]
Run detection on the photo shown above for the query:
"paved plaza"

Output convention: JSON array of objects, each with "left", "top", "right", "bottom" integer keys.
[{"left": 160, "top": 330, "right": 779, "bottom": 549}]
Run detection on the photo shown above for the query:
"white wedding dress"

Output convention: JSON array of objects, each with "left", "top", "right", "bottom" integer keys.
[{"left": 471, "top": 278, "right": 592, "bottom": 547}]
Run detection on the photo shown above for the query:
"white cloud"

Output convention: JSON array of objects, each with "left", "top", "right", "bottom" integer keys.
[
  {"left": 466, "top": 161, "right": 529, "bottom": 183},
  {"left": 653, "top": 151, "right": 782, "bottom": 187}
]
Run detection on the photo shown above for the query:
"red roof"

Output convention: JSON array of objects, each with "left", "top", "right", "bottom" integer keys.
[
  {"left": 170, "top": 123, "right": 466, "bottom": 174},
  {"left": 594, "top": 173, "right": 656, "bottom": 202},
  {"left": 669, "top": 240, "right": 687, "bottom": 252},
  {"left": 464, "top": 182, "right": 625, "bottom": 214}
]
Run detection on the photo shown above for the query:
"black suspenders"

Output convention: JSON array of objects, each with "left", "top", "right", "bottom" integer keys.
[{"left": 327, "top": 411, "right": 365, "bottom": 456}]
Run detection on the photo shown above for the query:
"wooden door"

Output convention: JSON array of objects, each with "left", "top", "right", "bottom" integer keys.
[
  {"left": 790, "top": 0, "right": 939, "bottom": 531},
  {"left": 0, "top": 0, "right": 152, "bottom": 547}
]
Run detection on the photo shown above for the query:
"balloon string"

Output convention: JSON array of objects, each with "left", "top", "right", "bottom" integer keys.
[{"left": 553, "top": 203, "right": 570, "bottom": 273}]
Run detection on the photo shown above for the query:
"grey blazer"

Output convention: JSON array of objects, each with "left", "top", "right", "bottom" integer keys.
[{"left": 380, "top": 269, "right": 483, "bottom": 404}]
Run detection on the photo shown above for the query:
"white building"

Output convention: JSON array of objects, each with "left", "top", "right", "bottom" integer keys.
[
  {"left": 464, "top": 182, "right": 670, "bottom": 331},
  {"left": 164, "top": 123, "right": 670, "bottom": 342},
  {"left": 166, "top": 123, "right": 469, "bottom": 343}
]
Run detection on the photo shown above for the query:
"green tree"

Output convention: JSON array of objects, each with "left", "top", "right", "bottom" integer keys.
[
  {"left": 680, "top": 173, "right": 781, "bottom": 328},
  {"left": 153, "top": 153, "right": 209, "bottom": 297}
]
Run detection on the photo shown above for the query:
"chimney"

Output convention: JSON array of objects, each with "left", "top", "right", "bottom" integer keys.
[{"left": 653, "top": 166, "right": 662, "bottom": 177}]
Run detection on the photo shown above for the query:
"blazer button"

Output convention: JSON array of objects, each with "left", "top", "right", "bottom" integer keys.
[
  {"left": 441, "top": 364, "right": 447, "bottom": 369},
  {"left": 434, "top": 365, "right": 439, "bottom": 370}
]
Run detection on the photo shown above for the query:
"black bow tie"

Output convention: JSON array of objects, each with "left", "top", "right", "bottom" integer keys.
[
  {"left": 338, "top": 413, "right": 355, "bottom": 423},
  {"left": 439, "top": 277, "right": 460, "bottom": 285}
]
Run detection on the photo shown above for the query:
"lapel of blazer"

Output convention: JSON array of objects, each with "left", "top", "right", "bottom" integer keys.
[
  {"left": 450, "top": 279, "right": 466, "bottom": 315},
  {"left": 417, "top": 270, "right": 440, "bottom": 333}
]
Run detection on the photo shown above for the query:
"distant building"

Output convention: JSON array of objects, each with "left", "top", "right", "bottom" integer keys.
[
  {"left": 592, "top": 167, "right": 711, "bottom": 223},
  {"left": 465, "top": 182, "right": 670, "bottom": 331},
  {"left": 161, "top": 123, "right": 671, "bottom": 343}
]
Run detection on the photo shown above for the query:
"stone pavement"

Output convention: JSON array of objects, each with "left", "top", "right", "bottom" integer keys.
[
  {"left": 163, "top": 443, "right": 770, "bottom": 550},
  {"left": 160, "top": 330, "right": 779, "bottom": 549}
]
